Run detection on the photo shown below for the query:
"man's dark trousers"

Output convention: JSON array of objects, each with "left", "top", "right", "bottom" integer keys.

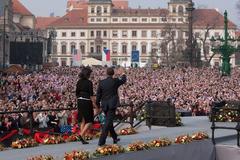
[{"left": 98, "top": 108, "right": 117, "bottom": 145}]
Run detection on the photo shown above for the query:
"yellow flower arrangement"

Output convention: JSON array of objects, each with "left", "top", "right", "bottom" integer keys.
[
  {"left": 93, "top": 144, "right": 125, "bottom": 157},
  {"left": 175, "top": 135, "right": 193, "bottom": 144},
  {"left": 127, "top": 141, "right": 149, "bottom": 151},
  {"left": 43, "top": 135, "right": 65, "bottom": 145},
  {"left": 119, "top": 128, "right": 137, "bottom": 135},
  {"left": 148, "top": 138, "right": 172, "bottom": 148},
  {"left": 11, "top": 138, "right": 38, "bottom": 149},
  {"left": 65, "top": 134, "right": 81, "bottom": 142},
  {"left": 0, "top": 144, "right": 4, "bottom": 151},
  {"left": 64, "top": 150, "right": 90, "bottom": 160},
  {"left": 191, "top": 132, "right": 209, "bottom": 140},
  {"left": 27, "top": 155, "right": 54, "bottom": 160}
]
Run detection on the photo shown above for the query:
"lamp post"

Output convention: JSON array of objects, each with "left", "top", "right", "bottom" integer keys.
[
  {"left": 47, "top": 28, "right": 57, "bottom": 62},
  {"left": 210, "top": 10, "right": 240, "bottom": 76},
  {"left": 2, "top": 5, "right": 7, "bottom": 69},
  {"left": 186, "top": 0, "right": 195, "bottom": 66},
  {"left": 48, "top": 28, "right": 57, "bottom": 53},
  {"left": 156, "top": 33, "right": 162, "bottom": 65}
]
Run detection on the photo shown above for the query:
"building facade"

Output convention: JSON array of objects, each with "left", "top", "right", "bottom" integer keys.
[
  {"left": 0, "top": 0, "right": 13, "bottom": 68},
  {"left": 48, "top": 0, "right": 237, "bottom": 67},
  {"left": 0, "top": 0, "right": 50, "bottom": 69}
]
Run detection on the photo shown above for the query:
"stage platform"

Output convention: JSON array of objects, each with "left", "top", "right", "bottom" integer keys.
[{"left": 0, "top": 116, "right": 238, "bottom": 160}]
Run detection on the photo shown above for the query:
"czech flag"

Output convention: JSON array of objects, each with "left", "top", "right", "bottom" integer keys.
[{"left": 102, "top": 48, "right": 111, "bottom": 62}]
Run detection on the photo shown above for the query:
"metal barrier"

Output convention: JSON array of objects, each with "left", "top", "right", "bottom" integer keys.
[
  {"left": 113, "top": 102, "right": 134, "bottom": 128},
  {"left": 0, "top": 102, "right": 139, "bottom": 137},
  {"left": 113, "top": 102, "right": 146, "bottom": 128},
  {"left": 0, "top": 106, "right": 78, "bottom": 136},
  {"left": 131, "top": 102, "right": 147, "bottom": 128}
]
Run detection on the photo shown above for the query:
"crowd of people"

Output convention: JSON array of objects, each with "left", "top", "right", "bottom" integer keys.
[{"left": 1, "top": 66, "right": 240, "bottom": 133}]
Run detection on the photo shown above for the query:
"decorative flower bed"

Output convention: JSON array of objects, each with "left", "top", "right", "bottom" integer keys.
[
  {"left": 0, "top": 144, "right": 4, "bottom": 151},
  {"left": 65, "top": 134, "right": 81, "bottom": 142},
  {"left": 93, "top": 144, "right": 125, "bottom": 157},
  {"left": 175, "top": 135, "right": 193, "bottom": 144},
  {"left": 136, "top": 108, "right": 147, "bottom": 121},
  {"left": 211, "top": 110, "right": 239, "bottom": 122},
  {"left": 82, "top": 130, "right": 101, "bottom": 140},
  {"left": 93, "top": 131, "right": 101, "bottom": 138},
  {"left": 148, "top": 138, "right": 172, "bottom": 148},
  {"left": 210, "top": 102, "right": 240, "bottom": 122},
  {"left": 64, "top": 150, "right": 90, "bottom": 160},
  {"left": 83, "top": 133, "right": 96, "bottom": 141},
  {"left": 191, "top": 132, "right": 209, "bottom": 140},
  {"left": 176, "top": 113, "right": 183, "bottom": 126},
  {"left": 119, "top": 127, "right": 137, "bottom": 135},
  {"left": 42, "top": 135, "right": 65, "bottom": 145},
  {"left": 27, "top": 155, "right": 54, "bottom": 160},
  {"left": 127, "top": 141, "right": 149, "bottom": 151},
  {"left": 22, "top": 131, "right": 209, "bottom": 160},
  {"left": 11, "top": 138, "right": 38, "bottom": 149}
]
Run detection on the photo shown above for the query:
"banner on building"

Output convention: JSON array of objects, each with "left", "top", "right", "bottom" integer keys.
[
  {"left": 131, "top": 50, "right": 140, "bottom": 62},
  {"left": 72, "top": 49, "right": 82, "bottom": 67},
  {"left": 131, "top": 50, "right": 140, "bottom": 67}
]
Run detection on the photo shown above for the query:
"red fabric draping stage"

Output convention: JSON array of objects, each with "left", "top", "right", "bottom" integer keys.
[
  {"left": 0, "top": 123, "right": 101, "bottom": 147},
  {"left": 0, "top": 130, "right": 18, "bottom": 142}
]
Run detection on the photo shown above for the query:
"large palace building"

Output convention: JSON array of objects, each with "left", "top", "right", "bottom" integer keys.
[{"left": 45, "top": 0, "right": 238, "bottom": 67}]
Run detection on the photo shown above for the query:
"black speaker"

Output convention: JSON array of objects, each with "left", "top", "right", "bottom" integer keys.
[
  {"left": 10, "top": 42, "right": 43, "bottom": 65},
  {"left": 146, "top": 101, "right": 176, "bottom": 127}
]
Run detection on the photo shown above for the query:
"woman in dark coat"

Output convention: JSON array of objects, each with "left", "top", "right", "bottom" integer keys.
[{"left": 76, "top": 67, "right": 98, "bottom": 144}]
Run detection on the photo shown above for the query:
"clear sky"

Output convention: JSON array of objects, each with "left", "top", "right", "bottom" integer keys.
[{"left": 20, "top": 0, "right": 239, "bottom": 26}]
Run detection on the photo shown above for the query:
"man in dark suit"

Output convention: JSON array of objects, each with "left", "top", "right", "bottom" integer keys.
[{"left": 96, "top": 67, "right": 127, "bottom": 146}]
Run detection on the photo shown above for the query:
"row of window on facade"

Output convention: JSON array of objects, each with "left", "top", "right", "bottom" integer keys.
[
  {"left": 51, "top": 57, "right": 150, "bottom": 67},
  {"left": 51, "top": 58, "right": 77, "bottom": 67},
  {"left": 171, "top": 5, "right": 185, "bottom": 15},
  {"left": 54, "top": 42, "right": 161, "bottom": 55},
  {"left": 53, "top": 43, "right": 86, "bottom": 55},
  {"left": 89, "top": 17, "right": 174, "bottom": 23},
  {"left": 88, "top": 5, "right": 185, "bottom": 15},
  {"left": 90, "top": 6, "right": 109, "bottom": 14},
  {"left": 60, "top": 30, "right": 186, "bottom": 38},
  {"left": 59, "top": 30, "right": 223, "bottom": 39},
  {"left": 61, "top": 32, "right": 85, "bottom": 37},
  {"left": 52, "top": 56, "right": 151, "bottom": 66},
  {"left": 112, "top": 43, "right": 160, "bottom": 55},
  {"left": 194, "top": 32, "right": 221, "bottom": 38}
]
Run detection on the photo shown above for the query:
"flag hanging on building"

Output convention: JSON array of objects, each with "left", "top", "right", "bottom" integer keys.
[
  {"left": 102, "top": 48, "right": 111, "bottom": 62},
  {"left": 72, "top": 49, "right": 81, "bottom": 66},
  {"left": 131, "top": 50, "right": 140, "bottom": 62}
]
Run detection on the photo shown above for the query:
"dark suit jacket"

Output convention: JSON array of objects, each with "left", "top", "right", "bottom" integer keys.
[{"left": 96, "top": 75, "right": 127, "bottom": 111}]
